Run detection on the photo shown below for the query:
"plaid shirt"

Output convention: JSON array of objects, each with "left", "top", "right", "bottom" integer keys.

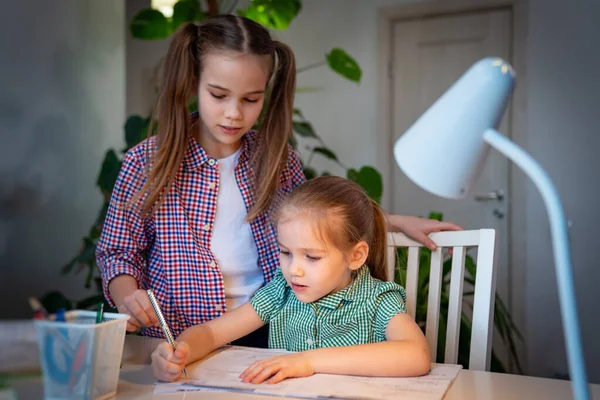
[
  {"left": 96, "top": 130, "right": 305, "bottom": 338},
  {"left": 250, "top": 266, "right": 407, "bottom": 350}
]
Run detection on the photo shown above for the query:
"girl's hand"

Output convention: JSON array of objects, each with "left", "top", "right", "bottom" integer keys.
[
  {"left": 387, "top": 215, "right": 463, "bottom": 250},
  {"left": 151, "top": 341, "right": 190, "bottom": 382},
  {"left": 240, "top": 353, "right": 315, "bottom": 384},
  {"left": 117, "top": 289, "right": 160, "bottom": 332}
]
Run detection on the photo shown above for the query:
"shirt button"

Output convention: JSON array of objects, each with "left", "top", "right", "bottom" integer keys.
[
  {"left": 202, "top": 224, "right": 210, "bottom": 231},
  {"left": 208, "top": 182, "right": 216, "bottom": 189},
  {"left": 306, "top": 338, "right": 314, "bottom": 346},
  {"left": 215, "top": 304, "right": 223, "bottom": 311},
  {"left": 209, "top": 261, "right": 217, "bottom": 269},
  {"left": 208, "top": 159, "right": 216, "bottom": 166}
]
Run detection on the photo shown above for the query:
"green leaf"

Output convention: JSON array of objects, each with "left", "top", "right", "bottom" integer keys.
[
  {"left": 293, "top": 108, "right": 304, "bottom": 118},
  {"left": 188, "top": 97, "right": 198, "bottom": 114},
  {"left": 124, "top": 115, "right": 149, "bottom": 150},
  {"left": 78, "top": 237, "right": 97, "bottom": 265},
  {"left": 60, "top": 254, "right": 79, "bottom": 276},
  {"left": 97, "top": 150, "right": 122, "bottom": 195},
  {"left": 312, "top": 147, "right": 338, "bottom": 162},
  {"left": 130, "top": 9, "right": 172, "bottom": 40},
  {"left": 464, "top": 255, "right": 477, "bottom": 278},
  {"left": 172, "top": 0, "right": 206, "bottom": 31},
  {"left": 293, "top": 121, "right": 317, "bottom": 138},
  {"left": 303, "top": 166, "right": 317, "bottom": 180},
  {"left": 238, "top": 0, "right": 301, "bottom": 30},
  {"left": 326, "top": 48, "right": 362, "bottom": 83},
  {"left": 428, "top": 211, "right": 443, "bottom": 221},
  {"left": 346, "top": 166, "right": 383, "bottom": 204},
  {"left": 40, "top": 291, "right": 74, "bottom": 314}
]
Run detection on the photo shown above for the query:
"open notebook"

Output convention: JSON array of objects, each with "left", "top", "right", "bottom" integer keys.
[{"left": 154, "top": 345, "right": 462, "bottom": 400}]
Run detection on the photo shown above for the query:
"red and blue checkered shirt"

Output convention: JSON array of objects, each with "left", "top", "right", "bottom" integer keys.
[{"left": 96, "top": 130, "right": 305, "bottom": 337}]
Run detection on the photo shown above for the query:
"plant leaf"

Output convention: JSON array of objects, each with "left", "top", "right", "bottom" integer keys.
[
  {"left": 346, "top": 166, "right": 383, "bottom": 203},
  {"left": 130, "top": 9, "right": 172, "bottom": 40},
  {"left": 325, "top": 48, "right": 362, "bottom": 83},
  {"left": 293, "top": 121, "right": 317, "bottom": 138},
  {"left": 172, "top": 0, "right": 206, "bottom": 31},
  {"left": 96, "top": 150, "right": 122, "bottom": 195},
  {"left": 238, "top": 0, "right": 301, "bottom": 30},
  {"left": 124, "top": 115, "right": 149, "bottom": 150},
  {"left": 428, "top": 211, "right": 443, "bottom": 221},
  {"left": 303, "top": 167, "right": 317, "bottom": 180},
  {"left": 312, "top": 147, "right": 338, "bottom": 162},
  {"left": 293, "top": 108, "right": 304, "bottom": 118}
]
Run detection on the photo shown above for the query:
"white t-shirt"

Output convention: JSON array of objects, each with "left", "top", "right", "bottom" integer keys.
[{"left": 210, "top": 148, "right": 263, "bottom": 311}]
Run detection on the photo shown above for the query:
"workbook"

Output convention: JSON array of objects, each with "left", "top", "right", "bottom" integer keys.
[{"left": 154, "top": 346, "right": 462, "bottom": 400}]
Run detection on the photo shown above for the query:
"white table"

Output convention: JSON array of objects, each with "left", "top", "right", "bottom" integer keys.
[{"left": 8, "top": 335, "right": 600, "bottom": 399}]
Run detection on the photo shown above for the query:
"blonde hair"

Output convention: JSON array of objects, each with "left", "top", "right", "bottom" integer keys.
[
  {"left": 275, "top": 176, "right": 388, "bottom": 281},
  {"left": 131, "top": 15, "right": 296, "bottom": 219}
]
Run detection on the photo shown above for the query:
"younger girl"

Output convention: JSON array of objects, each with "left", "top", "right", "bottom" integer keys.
[
  {"left": 97, "top": 14, "right": 460, "bottom": 347},
  {"left": 152, "top": 176, "right": 430, "bottom": 383}
]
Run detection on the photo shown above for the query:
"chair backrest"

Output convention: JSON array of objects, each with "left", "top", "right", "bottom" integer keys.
[{"left": 386, "top": 229, "right": 497, "bottom": 371}]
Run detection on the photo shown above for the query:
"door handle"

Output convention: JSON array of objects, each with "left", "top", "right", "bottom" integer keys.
[{"left": 474, "top": 190, "right": 504, "bottom": 202}]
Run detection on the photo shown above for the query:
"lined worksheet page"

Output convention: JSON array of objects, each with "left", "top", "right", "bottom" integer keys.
[{"left": 154, "top": 346, "right": 462, "bottom": 400}]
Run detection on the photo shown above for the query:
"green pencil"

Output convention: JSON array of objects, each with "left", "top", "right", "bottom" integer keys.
[{"left": 95, "top": 302, "right": 104, "bottom": 324}]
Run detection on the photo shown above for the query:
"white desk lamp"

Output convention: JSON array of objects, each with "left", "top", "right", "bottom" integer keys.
[{"left": 393, "top": 57, "right": 589, "bottom": 400}]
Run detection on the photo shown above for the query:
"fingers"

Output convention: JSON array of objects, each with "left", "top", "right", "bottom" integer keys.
[
  {"left": 126, "top": 319, "right": 141, "bottom": 332},
  {"left": 173, "top": 342, "right": 190, "bottom": 364},
  {"left": 409, "top": 230, "right": 437, "bottom": 250},
  {"left": 120, "top": 290, "right": 159, "bottom": 329},
  {"left": 241, "top": 361, "right": 278, "bottom": 384},
  {"left": 267, "top": 371, "right": 287, "bottom": 384},
  {"left": 151, "top": 342, "right": 186, "bottom": 382},
  {"left": 435, "top": 221, "right": 464, "bottom": 232}
]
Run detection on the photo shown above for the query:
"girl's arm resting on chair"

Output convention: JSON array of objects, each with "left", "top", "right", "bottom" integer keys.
[{"left": 241, "top": 313, "right": 430, "bottom": 384}]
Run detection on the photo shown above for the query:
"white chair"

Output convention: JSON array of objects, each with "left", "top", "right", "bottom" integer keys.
[{"left": 386, "top": 229, "right": 497, "bottom": 371}]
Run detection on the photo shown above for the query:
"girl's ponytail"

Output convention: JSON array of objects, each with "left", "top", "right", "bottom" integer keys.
[
  {"left": 366, "top": 199, "right": 389, "bottom": 281},
  {"left": 132, "top": 23, "right": 200, "bottom": 217},
  {"left": 247, "top": 40, "right": 296, "bottom": 220}
]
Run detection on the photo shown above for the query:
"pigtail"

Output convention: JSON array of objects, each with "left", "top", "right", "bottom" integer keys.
[
  {"left": 131, "top": 23, "right": 200, "bottom": 217},
  {"left": 366, "top": 199, "right": 389, "bottom": 281},
  {"left": 247, "top": 40, "right": 297, "bottom": 221}
]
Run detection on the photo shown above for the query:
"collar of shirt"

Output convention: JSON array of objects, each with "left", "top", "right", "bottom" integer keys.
[
  {"left": 312, "top": 265, "right": 372, "bottom": 310},
  {"left": 182, "top": 132, "right": 252, "bottom": 171}
]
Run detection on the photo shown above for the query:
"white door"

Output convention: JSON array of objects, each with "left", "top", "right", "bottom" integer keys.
[{"left": 389, "top": 9, "right": 513, "bottom": 366}]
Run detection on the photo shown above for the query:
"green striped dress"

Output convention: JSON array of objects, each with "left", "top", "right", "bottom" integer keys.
[{"left": 249, "top": 265, "right": 407, "bottom": 351}]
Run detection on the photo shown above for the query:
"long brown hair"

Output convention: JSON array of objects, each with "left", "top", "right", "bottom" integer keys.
[
  {"left": 131, "top": 15, "right": 296, "bottom": 218},
  {"left": 275, "top": 176, "right": 389, "bottom": 281}
]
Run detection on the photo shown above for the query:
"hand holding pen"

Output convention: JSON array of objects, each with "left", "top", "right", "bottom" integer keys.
[{"left": 147, "top": 290, "right": 188, "bottom": 378}]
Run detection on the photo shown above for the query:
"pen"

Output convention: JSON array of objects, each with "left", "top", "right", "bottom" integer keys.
[
  {"left": 56, "top": 308, "right": 66, "bottom": 322},
  {"left": 96, "top": 302, "right": 104, "bottom": 324},
  {"left": 28, "top": 297, "right": 48, "bottom": 320},
  {"left": 146, "top": 290, "right": 187, "bottom": 377}
]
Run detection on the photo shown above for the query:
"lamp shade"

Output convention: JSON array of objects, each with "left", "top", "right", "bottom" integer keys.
[{"left": 393, "top": 57, "right": 516, "bottom": 199}]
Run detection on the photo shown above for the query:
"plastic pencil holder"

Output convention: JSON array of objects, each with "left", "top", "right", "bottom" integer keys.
[{"left": 34, "top": 310, "right": 129, "bottom": 400}]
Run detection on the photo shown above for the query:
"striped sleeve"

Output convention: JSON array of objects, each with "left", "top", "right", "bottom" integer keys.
[
  {"left": 374, "top": 283, "right": 407, "bottom": 340},
  {"left": 250, "top": 268, "right": 289, "bottom": 323},
  {"left": 96, "top": 147, "right": 148, "bottom": 307}
]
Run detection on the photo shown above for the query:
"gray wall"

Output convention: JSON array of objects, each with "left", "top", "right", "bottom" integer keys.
[
  {"left": 524, "top": 0, "right": 600, "bottom": 381},
  {"left": 0, "top": 1, "right": 126, "bottom": 318}
]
